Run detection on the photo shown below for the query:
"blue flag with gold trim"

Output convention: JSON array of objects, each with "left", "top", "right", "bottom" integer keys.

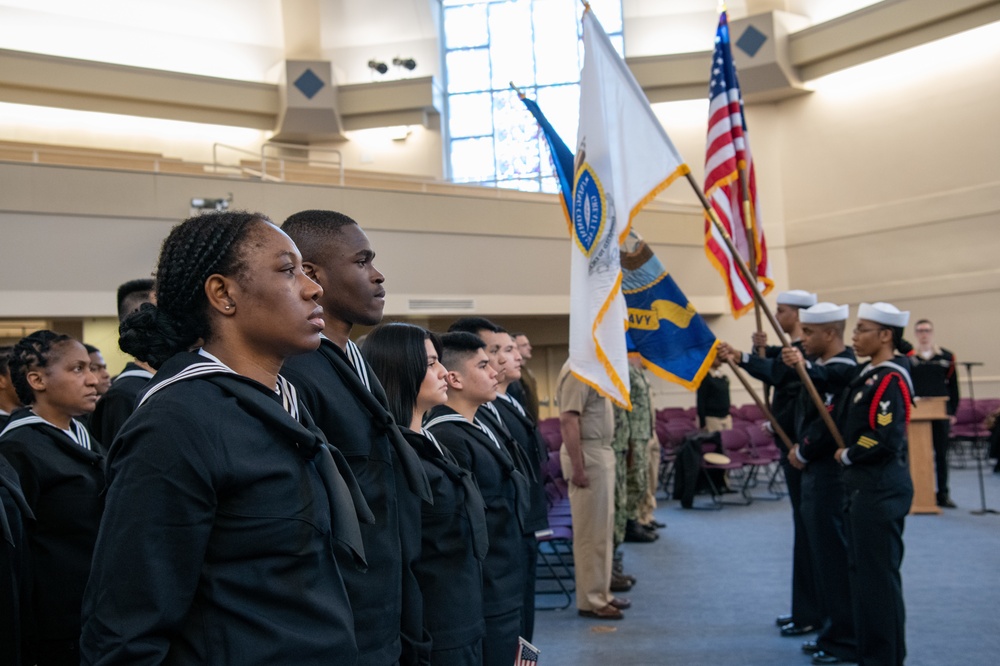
[
  {"left": 519, "top": 92, "right": 717, "bottom": 391},
  {"left": 622, "top": 232, "right": 717, "bottom": 390}
]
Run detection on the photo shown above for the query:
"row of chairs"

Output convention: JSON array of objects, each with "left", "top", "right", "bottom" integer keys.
[{"left": 655, "top": 405, "right": 786, "bottom": 508}]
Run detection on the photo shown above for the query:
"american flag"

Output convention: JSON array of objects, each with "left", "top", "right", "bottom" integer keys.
[
  {"left": 703, "top": 10, "right": 773, "bottom": 318},
  {"left": 514, "top": 636, "right": 540, "bottom": 665}
]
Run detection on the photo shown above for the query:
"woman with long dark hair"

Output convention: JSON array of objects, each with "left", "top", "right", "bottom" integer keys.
[
  {"left": 836, "top": 302, "right": 915, "bottom": 666},
  {"left": 0, "top": 330, "right": 103, "bottom": 665},
  {"left": 80, "top": 211, "right": 372, "bottom": 665},
  {"left": 362, "top": 323, "right": 488, "bottom": 665}
]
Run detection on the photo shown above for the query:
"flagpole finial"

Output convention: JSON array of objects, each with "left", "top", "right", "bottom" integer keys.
[
  {"left": 718, "top": 1, "right": 727, "bottom": 14},
  {"left": 580, "top": 0, "right": 591, "bottom": 13},
  {"left": 509, "top": 81, "right": 525, "bottom": 98}
]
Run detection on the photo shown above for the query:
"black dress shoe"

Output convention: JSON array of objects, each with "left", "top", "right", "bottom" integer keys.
[
  {"left": 610, "top": 573, "right": 635, "bottom": 592},
  {"left": 624, "top": 521, "right": 658, "bottom": 543},
  {"left": 812, "top": 650, "right": 855, "bottom": 664},
  {"left": 937, "top": 495, "right": 957, "bottom": 508},
  {"left": 801, "top": 640, "right": 819, "bottom": 654},
  {"left": 775, "top": 613, "right": 793, "bottom": 627},
  {"left": 648, "top": 519, "right": 666, "bottom": 528},
  {"left": 780, "top": 621, "right": 816, "bottom": 636}
]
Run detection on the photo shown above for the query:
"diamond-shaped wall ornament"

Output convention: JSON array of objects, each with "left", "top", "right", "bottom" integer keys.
[
  {"left": 736, "top": 25, "right": 767, "bottom": 58},
  {"left": 294, "top": 69, "right": 325, "bottom": 100}
]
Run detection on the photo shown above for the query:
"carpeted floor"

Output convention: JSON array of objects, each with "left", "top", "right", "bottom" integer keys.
[{"left": 532, "top": 463, "right": 1000, "bottom": 665}]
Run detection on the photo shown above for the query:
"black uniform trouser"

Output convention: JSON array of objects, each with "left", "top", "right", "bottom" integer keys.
[
  {"left": 801, "top": 461, "right": 856, "bottom": 660},
  {"left": 931, "top": 419, "right": 951, "bottom": 498},
  {"left": 845, "top": 483, "right": 913, "bottom": 666},
  {"left": 521, "top": 536, "right": 537, "bottom": 641},
  {"left": 783, "top": 458, "right": 821, "bottom": 626},
  {"left": 483, "top": 607, "right": 521, "bottom": 666},
  {"left": 431, "top": 638, "right": 483, "bottom": 666}
]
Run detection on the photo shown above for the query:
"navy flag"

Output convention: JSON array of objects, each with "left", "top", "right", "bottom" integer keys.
[{"left": 622, "top": 230, "right": 718, "bottom": 390}]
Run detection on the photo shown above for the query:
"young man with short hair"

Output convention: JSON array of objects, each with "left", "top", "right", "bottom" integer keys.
[
  {"left": 781, "top": 303, "right": 858, "bottom": 665},
  {"left": 447, "top": 318, "right": 548, "bottom": 641},
  {"left": 282, "top": 210, "right": 432, "bottom": 666},
  {"left": 424, "top": 332, "right": 528, "bottom": 666},
  {"left": 718, "top": 289, "right": 822, "bottom": 637}
]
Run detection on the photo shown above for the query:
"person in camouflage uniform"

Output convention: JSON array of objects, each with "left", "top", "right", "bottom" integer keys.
[
  {"left": 614, "top": 359, "right": 659, "bottom": 544},
  {"left": 625, "top": 361, "right": 656, "bottom": 529},
  {"left": 611, "top": 403, "right": 631, "bottom": 547}
]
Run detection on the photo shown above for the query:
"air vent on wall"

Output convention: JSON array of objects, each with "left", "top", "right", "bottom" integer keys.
[{"left": 407, "top": 298, "right": 476, "bottom": 312}]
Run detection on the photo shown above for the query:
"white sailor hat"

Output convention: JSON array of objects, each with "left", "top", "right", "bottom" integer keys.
[
  {"left": 800, "top": 302, "right": 849, "bottom": 324},
  {"left": 857, "top": 302, "right": 910, "bottom": 328},
  {"left": 776, "top": 290, "right": 818, "bottom": 308}
]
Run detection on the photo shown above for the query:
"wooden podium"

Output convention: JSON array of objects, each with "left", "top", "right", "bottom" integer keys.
[{"left": 908, "top": 396, "right": 947, "bottom": 514}]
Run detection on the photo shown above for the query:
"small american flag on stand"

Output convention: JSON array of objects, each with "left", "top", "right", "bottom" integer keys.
[{"left": 515, "top": 636, "right": 540, "bottom": 665}]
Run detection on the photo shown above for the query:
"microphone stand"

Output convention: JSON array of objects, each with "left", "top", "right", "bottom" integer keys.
[{"left": 963, "top": 362, "right": 997, "bottom": 515}]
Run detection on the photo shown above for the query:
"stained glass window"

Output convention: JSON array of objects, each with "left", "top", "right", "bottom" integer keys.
[{"left": 442, "top": 0, "right": 623, "bottom": 191}]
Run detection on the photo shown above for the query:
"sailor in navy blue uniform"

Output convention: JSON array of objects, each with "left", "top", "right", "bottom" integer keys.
[
  {"left": 1, "top": 453, "right": 31, "bottom": 666},
  {"left": 781, "top": 303, "right": 858, "bottom": 665},
  {"left": 719, "top": 289, "right": 822, "bottom": 636},
  {"left": 449, "top": 319, "right": 548, "bottom": 641},
  {"left": 909, "top": 318, "right": 960, "bottom": 508},
  {"left": 87, "top": 279, "right": 157, "bottom": 446},
  {"left": 425, "top": 332, "right": 529, "bottom": 666},
  {"left": 0, "top": 331, "right": 104, "bottom": 666},
  {"left": 836, "top": 302, "right": 915, "bottom": 666},
  {"left": 87, "top": 361, "right": 154, "bottom": 446},
  {"left": 281, "top": 210, "right": 432, "bottom": 666}
]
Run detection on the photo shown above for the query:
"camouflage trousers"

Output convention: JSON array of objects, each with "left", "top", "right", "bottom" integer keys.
[{"left": 626, "top": 436, "right": 650, "bottom": 521}]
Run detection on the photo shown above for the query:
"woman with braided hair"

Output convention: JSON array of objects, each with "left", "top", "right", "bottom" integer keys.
[
  {"left": 835, "top": 302, "right": 915, "bottom": 666},
  {"left": 80, "top": 211, "right": 373, "bottom": 665},
  {"left": 0, "top": 330, "right": 104, "bottom": 665}
]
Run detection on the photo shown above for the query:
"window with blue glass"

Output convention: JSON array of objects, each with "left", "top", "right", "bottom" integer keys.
[{"left": 442, "top": 0, "right": 623, "bottom": 192}]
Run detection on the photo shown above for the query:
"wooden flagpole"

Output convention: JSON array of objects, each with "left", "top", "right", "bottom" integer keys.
[
  {"left": 725, "top": 358, "right": 793, "bottom": 451},
  {"left": 685, "top": 171, "right": 845, "bottom": 449}
]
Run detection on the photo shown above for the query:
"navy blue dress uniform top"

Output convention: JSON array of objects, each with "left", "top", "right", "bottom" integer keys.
[
  {"left": 0, "top": 409, "right": 105, "bottom": 658},
  {"left": 738, "top": 342, "right": 821, "bottom": 629},
  {"left": 281, "top": 338, "right": 432, "bottom": 666},
  {"left": 793, "top": 349, "right": 858, "bottom": 662},
  {"left": 400, "top": 427, "right": 488, "bottom": 663},
  {"left": 424, "top": 405, "right": 529, "bottom": 666},
  {"left": 838, "top": 355, "right": 915, "bottom": 666},
  {"left": 481, "top": 396, "right": 549, "bottom": 642},
  {"left": 79, "top": 351, "right": 372, "bottom": 666},
  {"left": 1, "top": 454, "right": 33, "bottom": 666},
  {"left": 87, "top": 362, "right": 153, "bottom": 447}
]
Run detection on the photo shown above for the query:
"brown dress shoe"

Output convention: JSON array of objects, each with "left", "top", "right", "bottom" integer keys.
[{"left": 578, "top": 603, "right": 624, "bottom": 620}]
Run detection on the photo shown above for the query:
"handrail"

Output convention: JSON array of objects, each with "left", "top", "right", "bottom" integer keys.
[
  {"left": 261, "top": 141, "right": 344, "bottom": 185},
  {"left": 0, "top": 143, "right": 168, "bottom": 172},
  {"left": 211, "top": 143, "right": 266, "bottom": 179}
]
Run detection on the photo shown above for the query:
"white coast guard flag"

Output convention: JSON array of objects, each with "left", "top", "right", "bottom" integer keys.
[{"left": 570, "top": 8, "right": 690, "bottom": 408}]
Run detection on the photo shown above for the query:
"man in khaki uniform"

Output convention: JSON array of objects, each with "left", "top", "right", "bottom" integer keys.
[{"left": 557, "top": 360, "right": 624, "bottom": 620}]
